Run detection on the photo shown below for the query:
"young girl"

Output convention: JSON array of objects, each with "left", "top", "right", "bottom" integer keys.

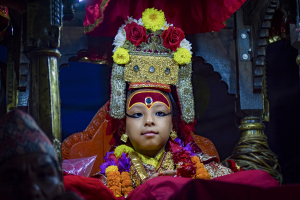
[
  {"left": 64, "top": 7, "right": 284, "bottom": 200},
  {"left": 95, "top": 8, "right": 233, "bottom": 197},
  {"left": 99, "top": 87, "right": 233, "bottom": 197}
]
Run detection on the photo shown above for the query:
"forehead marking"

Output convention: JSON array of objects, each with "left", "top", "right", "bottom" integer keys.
[{"left": 128, "top": 91, "right": 170, "bottom": 110}]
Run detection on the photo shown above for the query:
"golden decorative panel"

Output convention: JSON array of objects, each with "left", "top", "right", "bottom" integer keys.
[{"left": 124, "top": 55, "right": 179, "bottom": 85}]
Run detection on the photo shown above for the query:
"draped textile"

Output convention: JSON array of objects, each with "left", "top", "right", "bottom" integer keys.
[
  {"left": 64, "top": 170, "right": 300, "bottom": 200},
  {"left": 0, "top": 6, "right": 9, "bottom": 41},
  {"left": 84, "top": 0, "right": 246, "bottom": 37}
]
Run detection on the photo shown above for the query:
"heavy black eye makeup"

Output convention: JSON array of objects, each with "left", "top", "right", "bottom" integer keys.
[
  {"left": 155, "top": 111, "right": 171, "bottom": 117},
  {"left": 126, "top": 113, "right": 143, "bottom": 118},
  {"left": 126, "top": 111, "right": 171, "bottom": 118}
]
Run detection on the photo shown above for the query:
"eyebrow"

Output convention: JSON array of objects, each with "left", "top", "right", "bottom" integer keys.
[{"left": 129, "top": 104, "right": 145, "bottom": 109}]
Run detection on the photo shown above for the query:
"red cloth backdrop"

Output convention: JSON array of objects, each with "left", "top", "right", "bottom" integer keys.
[{"left": 84, "top": 0, "right": 246, "bottom": 37}]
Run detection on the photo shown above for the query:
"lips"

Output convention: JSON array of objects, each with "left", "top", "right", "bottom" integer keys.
[{"left": 142, "top": 131, "right": 158, "bottom": 135}]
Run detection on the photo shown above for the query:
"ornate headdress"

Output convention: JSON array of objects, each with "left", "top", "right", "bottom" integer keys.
[{"left": 109, "top": 8, "right": 195, "bottom": 125}]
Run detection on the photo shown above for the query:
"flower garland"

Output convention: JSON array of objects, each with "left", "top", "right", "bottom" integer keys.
[
  {"left": 112, "top": 8, "right": 192, "bottom": 65},
  {"left": 114, "top": 144, "right": 134, "bottom": 159},
  {"left": 191, "top": 156, "right": 211, "bottom": 180},
  {"left": 100, "top": 141, "right": 210, "bottom": 197},
  {"left": 121, "top": 171, "right": 134, "bottom": 196},
  {"left": 100, "top": 149, "right": 133, "bottom": 197},
  {"left": 105, "top": 166, "right": 122, "bottom": 197},
  {"left": 171, "top": 138, "right": 211, "bottom": 179}
]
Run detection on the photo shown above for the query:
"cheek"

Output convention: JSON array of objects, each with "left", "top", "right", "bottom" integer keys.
[
  {"left": 157, "top": 117, "right": 173, "bottom": 137},
  {"left": 126, "top": 118, "right": 142, "bottom": 137}
]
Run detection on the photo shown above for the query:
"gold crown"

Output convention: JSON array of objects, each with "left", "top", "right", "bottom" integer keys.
[
  {"left": 124, "top": 55, "right": 179, "bottom": 85},
  {"left": 109, "top": 8, "right": 195, "bottom": 123}
]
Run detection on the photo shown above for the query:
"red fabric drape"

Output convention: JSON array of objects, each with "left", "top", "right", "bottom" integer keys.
[
  {"left": 84, "top": 0, "right": 246, "bottom": 37},
  {"left": 64, "top": 170, "right": 300, "bottom": 200}
]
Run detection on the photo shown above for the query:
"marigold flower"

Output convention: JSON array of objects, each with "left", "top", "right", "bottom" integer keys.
[
  {"left": 142, "top": 8, "right": 166, "bottom": 31},
  {"left": 121, "top": 180, "right": 133, "bottom": 188},
  {"left": 122, "top": 186, "right": 134, "bottom": 195},
  {"left": 114, "top": 145, "right": 134, "bottom": 158},
  {"left": 191, "top": 156, "right": 200, "bottom": 164},
  {"left": 105, "top": 165, "right": 119, "bottom": 175},
  {"left": 112, "top": 48, "right": 130, "bottom": 64},
  {"left": 174, "top": 48, "right": 192, "bottom": 65},
  {"left": 110, "top": 186, "right": 122, "bottom": 197},
  {"left": 120, "top": 171, "right": 131, "bottom": 182}
]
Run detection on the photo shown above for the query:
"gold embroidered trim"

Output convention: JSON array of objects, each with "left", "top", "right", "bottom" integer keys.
[
  {"left": 130, "top": 165, "right": 141, "bottom": 187},
  {"left": 84, "top": 0, "right": 110, "bottom": 34},
  {"left": 156, "top": 151, "right": 174, "bottom": 173},
  {"left": 136, "top": 150, "right": 165, "bottom": 168},
  {"left": 129, "top": 82, "right": 171, "bottom": 91},
  {"left": 129, "top": 152, "right": 148, "bottom": 182},
  {"left": 124, "top": 55, "right": 179, "bottom": 85}
]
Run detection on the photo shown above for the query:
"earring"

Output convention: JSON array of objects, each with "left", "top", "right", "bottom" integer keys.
[
  {"left": 121, "top": 133, "right": 128, "bottom": 143},
  {"left": 170, "top": 130, "right": 178, "bottom": 140}
]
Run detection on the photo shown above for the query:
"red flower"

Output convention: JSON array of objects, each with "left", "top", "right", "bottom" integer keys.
[
  {"left": 173, "top": 148, "right": 191, "bottom": 164},
  {"left": 124, "top": 22, "right": 148, "bottom": 46},
  {"left": 161, "top": 26, "right": 185, "bottom": 51},
  {"left": 177, "top": 163, "right": 196, "bottom": 178}
]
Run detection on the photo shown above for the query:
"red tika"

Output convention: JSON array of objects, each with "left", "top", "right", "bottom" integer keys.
[{"left": 83, "top": 0, "right": 246, "bottom": 37}]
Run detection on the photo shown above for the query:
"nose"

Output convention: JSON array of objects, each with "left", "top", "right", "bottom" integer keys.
[{"left": 144, "top": 113, "right": 155, "bottom": 127}]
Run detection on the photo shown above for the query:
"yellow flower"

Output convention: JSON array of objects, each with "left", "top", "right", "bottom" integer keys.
[
  {"left": 105, "top": 165, "right": 119, "bottom": 175},
  {"left": 142, "top": 8, "right": 166, "bottom": 31},
  {"left": 112, "top": 47, "right": 130, "bottom": 64},
  {"left": 174, "top": 48, "right": 192, "bottom": 65},
  {"left": 114, "top": 145, "right": 134, "bottom": 158}
]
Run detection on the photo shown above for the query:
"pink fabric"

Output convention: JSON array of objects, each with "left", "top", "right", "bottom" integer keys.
[
  {"left": 64, "top": 170, "right": 300, "bottom": 200},
  {"left": 84, "top": 0, "right": 246, "bottom": 37}
]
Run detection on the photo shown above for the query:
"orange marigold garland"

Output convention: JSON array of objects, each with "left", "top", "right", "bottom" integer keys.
[
  {"left": 121, "top": 171, "right": 134, "bottom": 196},
  {"left": 106, "top": 166, "right": 122, "bottom": 197},
  {"left": 191, "top": 156, "right": 211, "bottom": 180}
]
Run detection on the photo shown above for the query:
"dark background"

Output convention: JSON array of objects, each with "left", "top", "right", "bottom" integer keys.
[{"left": 0, "top": 38, "right": 299, "bottom": 184}]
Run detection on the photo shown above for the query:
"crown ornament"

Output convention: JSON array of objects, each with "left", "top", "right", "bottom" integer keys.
[{"left": 109, "top": 8, "right": 195, "bottom": 124}]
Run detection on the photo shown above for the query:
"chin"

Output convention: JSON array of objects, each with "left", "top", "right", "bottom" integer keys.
[{"left": 139, "top": 142, "right": 166, "bottom": 151}]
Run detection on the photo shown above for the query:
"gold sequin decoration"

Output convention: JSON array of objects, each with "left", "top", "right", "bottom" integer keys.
[
  {"left": 156, "top": 151, "right": 175, "bottom": 173},
  {"left": 124, "top": 55, "right": 179, "bottom": 85},
  {"left": 130, "top": 165, "right": 141, "bottom": 187},
  {"left": 129, "top": 152, "right": 148, "bottom": 182}
]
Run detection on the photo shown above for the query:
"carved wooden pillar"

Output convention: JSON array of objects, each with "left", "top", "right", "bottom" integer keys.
[
  {"left": 224, "top": 0, "right": 282, "bottom": 183},
  {"left": 25, "top": 0, "right": 62, "bottom": 164}
]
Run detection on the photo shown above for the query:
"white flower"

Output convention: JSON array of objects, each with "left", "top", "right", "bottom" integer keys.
[
  {"left": 112, "top": 24, "right": 126, "bottom": 52},
  {"left": 161, "top": 21, "right": 173, "bottom": 30},
  {"left": 180, "top": 39, "right": 193, "bottom": 55},
  {"left": 136, "top": 18, "right": 144, "bottom": 26},
  {"left": 125, "top": 16, "right": 144, "bottom": 26}
]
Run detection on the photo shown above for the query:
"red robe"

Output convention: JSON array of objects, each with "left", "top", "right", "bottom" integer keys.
[{"left": 64, "top": 170, "right": 300, "bottom": 200}]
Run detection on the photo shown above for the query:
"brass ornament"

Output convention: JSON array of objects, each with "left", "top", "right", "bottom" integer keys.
[
  {"left": 121, "top": 133, "right": 128, "bottom": 143},
  {"left": 124, "top": 55, "right": 179, "bottom": 85},
  {"left": 170, "top": 130, "right": 178, "bottom": 140},
  {"left": 224, "top": 117, "right": 282, "bottom": 184}
]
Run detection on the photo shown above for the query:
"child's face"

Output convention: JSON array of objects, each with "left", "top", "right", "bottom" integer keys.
[{"left": 125, "top": 89, "right": 173, "bottom": 156}]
